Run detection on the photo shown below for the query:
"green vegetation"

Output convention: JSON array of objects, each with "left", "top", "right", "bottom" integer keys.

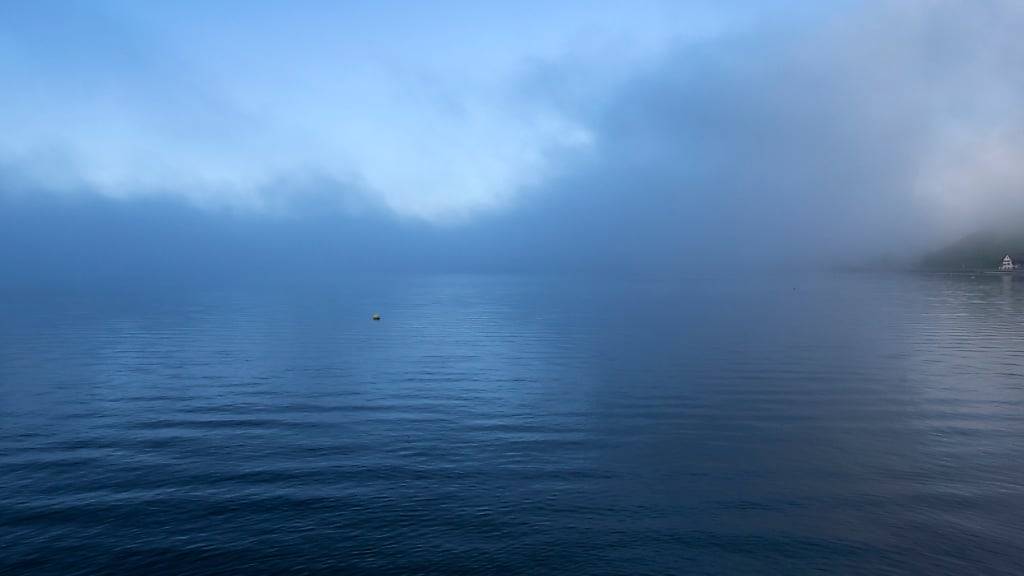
[{"left": 919, "top": 230, "right": 1024, "bottom": 271}]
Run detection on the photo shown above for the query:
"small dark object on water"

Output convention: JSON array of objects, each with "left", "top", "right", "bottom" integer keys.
[{"left": 372, "top": 314, "right": 381, "bottom": 321}]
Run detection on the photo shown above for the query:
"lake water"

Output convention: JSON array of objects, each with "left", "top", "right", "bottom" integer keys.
[{"left": 2, "top": 273, "right": 1023, "bottom": 574}]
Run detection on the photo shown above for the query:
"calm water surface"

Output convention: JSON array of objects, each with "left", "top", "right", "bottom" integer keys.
[{"left": 1, "top": 274, "right": 1023, "bottom": 574}]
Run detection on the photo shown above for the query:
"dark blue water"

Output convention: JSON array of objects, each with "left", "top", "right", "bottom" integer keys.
[{"left": 2, "top": 274, "right": 1023, "bottom": 575}]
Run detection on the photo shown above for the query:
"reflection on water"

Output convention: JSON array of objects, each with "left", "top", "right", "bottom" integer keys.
[{"left": 1, "top": 274, "right": 1022, "bottom": 574}]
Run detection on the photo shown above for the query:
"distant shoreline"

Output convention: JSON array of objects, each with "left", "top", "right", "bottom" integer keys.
[{"left": 914, "top": 269, "right": 1024, "bottom": 276}]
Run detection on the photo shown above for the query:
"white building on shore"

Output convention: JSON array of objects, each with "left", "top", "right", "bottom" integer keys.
[{"left": 1000, "top": 254, "right": 1016, "bottom": 271}]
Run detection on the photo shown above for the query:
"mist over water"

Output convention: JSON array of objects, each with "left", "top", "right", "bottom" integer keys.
[
  {"left": 3, "top": 2, "right": 1024, "bottom": 574},
  {"left": 3, "top": 275, "right": 1024, "bottom": 574},
  {"left": 3, "top": 1, "right": 1024, "bottom": 273}
]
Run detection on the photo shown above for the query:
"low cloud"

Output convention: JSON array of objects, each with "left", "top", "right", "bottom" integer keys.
[{"left": 2, "top": 1, "right": 1024, "bottom": 279}]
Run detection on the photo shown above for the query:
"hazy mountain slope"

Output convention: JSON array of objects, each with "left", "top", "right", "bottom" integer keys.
[{"left": 920, "top": 230, "right": 1024, "bottom": 271}]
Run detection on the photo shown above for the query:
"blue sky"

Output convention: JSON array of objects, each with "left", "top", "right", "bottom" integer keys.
[
  {"left": 2, "top": 1, "right": 1023, "bottom": 277},
  {"left": 1, "top": 1, "right": 736, "bottom": 218}
]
